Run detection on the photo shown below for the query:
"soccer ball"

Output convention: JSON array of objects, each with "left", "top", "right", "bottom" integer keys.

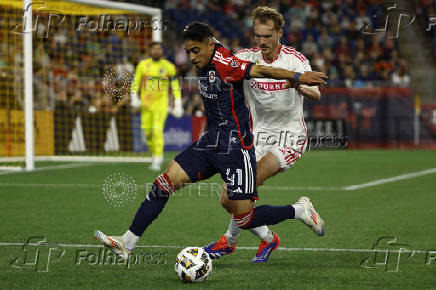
[{"left": 174, "top": 247, "right": 212, "bottom": 283}]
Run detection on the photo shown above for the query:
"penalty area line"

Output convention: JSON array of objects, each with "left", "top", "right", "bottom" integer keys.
[{"left": 0, "top": 242, "right": 427, "bottom": 254}]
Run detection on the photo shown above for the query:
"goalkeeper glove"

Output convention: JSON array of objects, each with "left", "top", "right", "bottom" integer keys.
[
  {"left": 130, "top": 92, "right": 141, "bottom": 110},
  {"left": 173, "top": 98, "right": 184, "bottom": 118}
]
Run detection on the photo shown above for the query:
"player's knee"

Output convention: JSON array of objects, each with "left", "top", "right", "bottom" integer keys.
[
  {"left": 256, "top": 152, "right": 281, "bottom": 185},
  {"left": 164, "top": 160, "right": 191, "bottom": 190},
  {"left": 164, "top": 161, "right": 178, "bottom": 185},
  {"left": 219, "top": 192, "right": 226, "bottom": 207},
  {"left": 220, "top": 202, "right": 232, "bottom": 214},
  {"left": 219, "top": 185, "right": 232, "bottom": 213},
  {"left": 219, "top": 193, "right": 232, "bottom": 214},
  {"left": 256, "top": 173, "right": 265, "bottom": 186},
  {"left": 228, "top": 199, "right": 253, "bottom": 216}
]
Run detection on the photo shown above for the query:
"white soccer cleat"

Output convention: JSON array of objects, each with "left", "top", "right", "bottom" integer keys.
[
  {"left": 296, "top": 197, "right": 325, "bottom": 236},
  {"left": 94, "top": 230, "right": 131, "bottom": 260}
]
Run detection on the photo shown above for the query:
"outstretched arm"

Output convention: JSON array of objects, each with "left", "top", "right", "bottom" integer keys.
[
  {"left": 297, "top": 84, "right": 321, "bottom": 101},
  {"left": 249, "top": 64, "right": 328, "bottom": 86}
]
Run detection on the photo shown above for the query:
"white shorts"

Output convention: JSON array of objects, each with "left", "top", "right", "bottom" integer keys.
[
  {"left": 254, "top": 143, "right": 302, "bottom": 172},
  {"left": 253, "top": 127, "right": 307, "bottom": 171}
]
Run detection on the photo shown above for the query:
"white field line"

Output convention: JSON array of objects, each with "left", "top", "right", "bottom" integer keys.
[
  {"left": 262, "top": 185, "right": 340, "bottom": 191},
  {"left": 343, "top": 167, "right": 436, "bottom": 191},
  {"left": 0, "top": 156, "right": 153, "bottom": 163},
  {"left": 0, "top": 183, "right": 101, "bottom": 188},
  {"left": 0, "top": 163, "right": 95, "bottom": 176},
  {"left": 0, "top": 242, "right": 427, "bottom": 254},
  {"left": 1, "top": 168, "right": 434, "bottom": 191},
  {"left": 0, "top": 183, "right": 337, "bottom": 191}
]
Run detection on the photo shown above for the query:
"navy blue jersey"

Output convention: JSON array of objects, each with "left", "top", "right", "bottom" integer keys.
[{"left": 197, "top": 43, "right": 254, "bottom": 150}]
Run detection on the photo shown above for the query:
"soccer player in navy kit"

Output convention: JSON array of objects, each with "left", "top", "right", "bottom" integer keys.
[{"left": 94, "top": 22, "right": 327, "bottom": 259}]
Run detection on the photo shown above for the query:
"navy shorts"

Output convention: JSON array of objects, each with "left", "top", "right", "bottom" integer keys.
[{"left": 174, "top": 141, "right": 258, "bottom": 201}]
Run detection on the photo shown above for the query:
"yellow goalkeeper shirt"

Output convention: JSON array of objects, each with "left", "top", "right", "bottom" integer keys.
[{"left": 132, "top": 58, "right": 181, "bottom": 110}]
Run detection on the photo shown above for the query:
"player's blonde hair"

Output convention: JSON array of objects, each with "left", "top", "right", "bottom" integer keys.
[{"left": 251, "top": 6, "right": 284, "bottom": 31}]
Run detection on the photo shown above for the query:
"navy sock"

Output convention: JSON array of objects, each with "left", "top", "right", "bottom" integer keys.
[
  {"left": 129, "top": 177, "right": 172, "bottom": 236},
  {"left": 235, "top": 205, "right": 295, "bottom": 229}
]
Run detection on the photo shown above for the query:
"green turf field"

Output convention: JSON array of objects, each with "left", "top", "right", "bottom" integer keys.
[{"left": 1, "top": 150, "right": 435, "bottom": 289}]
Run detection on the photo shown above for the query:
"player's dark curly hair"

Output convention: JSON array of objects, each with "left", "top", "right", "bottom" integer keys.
[{"left": 183, "top": 22, "right": 213, "bottom": 42}]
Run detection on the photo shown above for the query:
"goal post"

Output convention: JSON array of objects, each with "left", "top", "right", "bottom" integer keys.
[
  {"left": 1, "top": 0, "right": 163, "bottom": 171},
  {"left": 24, "top": 0, "right": 34, "bottom": 171}
]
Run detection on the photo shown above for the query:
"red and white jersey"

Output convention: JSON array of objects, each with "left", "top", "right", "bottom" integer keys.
[{"left": 236, "top": 45, "right": 311, "bottom": 155}]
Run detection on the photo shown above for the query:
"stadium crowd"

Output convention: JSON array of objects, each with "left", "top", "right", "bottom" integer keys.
[
  {"left": 415, "top": 0, "right": 436, "bottom": 56},
  {"left": 164, "top": 0, "right": 415, "bottom": 115},
  {"left": 2, "top": 0, "right": 428, "bottom": 114},
  {"left": 166, "top": 0, "right": 411, "bottom": 88}
]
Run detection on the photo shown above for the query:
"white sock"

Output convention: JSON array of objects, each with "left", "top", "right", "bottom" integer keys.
[
  {"left": 122, "top": 230, "right": 139, "bottom": 251},
  {"left": 224, "top": 217, "right": 241, "bottom": 246},
  {"left": 250, "top": 226, "right": 274, "bottom": 243},
  {"left": 292, "top": 203, "right": 305, "bottom": 220}
]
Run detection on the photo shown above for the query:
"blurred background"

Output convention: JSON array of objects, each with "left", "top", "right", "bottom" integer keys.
[
  {"left": 0, "top": 0, "right": 435, "bottom": 167},
  {"left": 1, "top": 3, "right": 436, "bottom": 289}
]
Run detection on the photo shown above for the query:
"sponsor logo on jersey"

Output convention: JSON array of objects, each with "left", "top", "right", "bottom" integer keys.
[
  {"left": 250, "top": 80, "right": 288, "bottom": 91},
  {"left": 230, "top": 59, "right": 240, "bottom": 67},
  {"left": 208, "top": 71, "right": 216, "bottom": 82}
]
